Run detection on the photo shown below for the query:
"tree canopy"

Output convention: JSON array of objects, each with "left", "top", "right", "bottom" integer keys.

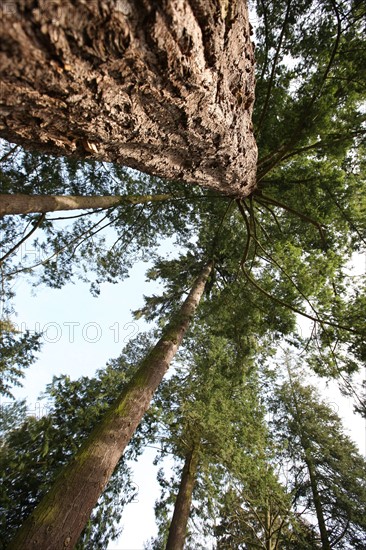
[{"left": 0, "top": 0, "right": 365, "bottom": 547}]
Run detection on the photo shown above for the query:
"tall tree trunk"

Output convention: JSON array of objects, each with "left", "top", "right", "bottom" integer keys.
[
  {"left": 304, "top": 449, "right": 331, "bottom": 550},
  {"left": 286, "top": 366, "right": 331, "bottom": 550},
  {"left": 0, "top": 193, "right": 172, "bottom": 216},
  {"left": 0, "top": 1, "right": 257, "bottom": 197},
  {"left": 8, "top": 261, "right": 213, "bottom": 550},
  {"left": 165, "top": 445, "right": 200, "bottom": 550},
  {"left": 264, "top": 500, "right": 275, "bottom": 550}
]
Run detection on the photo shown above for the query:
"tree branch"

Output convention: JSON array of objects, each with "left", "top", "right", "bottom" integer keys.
[
  {"left": 240, "top": 267, "right": 363, "bottom": 336},
  {"left": 236, "top": 200, "right": 252, "bottom": 267},
  {"left": 0, "top": 214, "right": 46, "bottom": 265},
  {"left": 0, "top": 145, "right": 19, "bottom": 164},
  {"left": 256, "top": 0, "right": 293, "bottom": 137},
  {"left": 254, "top": 192, "right": 327, "bottom": 247}
]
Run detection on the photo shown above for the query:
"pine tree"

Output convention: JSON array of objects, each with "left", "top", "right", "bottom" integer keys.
[
  {"left": 8, "top": 260, "right": 212, "bottom": 549},
  {"left": 0, "top": 360, "right": 140, "bottom": 549},
  {"left": 269, "top": 359, "right": 366, "bottom": 549},
  {"left": 147, "top": 326, "right": 278, "bottom": 549}
]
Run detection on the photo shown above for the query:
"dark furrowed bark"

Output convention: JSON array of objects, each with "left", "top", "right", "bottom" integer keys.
[
  {"left": 8, "top": 261, "right": 213, "bottom": 550},
  {"left": 0, "top": 1, "right": 257, "bottom": 197}
]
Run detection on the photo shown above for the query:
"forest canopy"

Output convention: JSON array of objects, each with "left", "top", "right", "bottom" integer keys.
[{"left": 0, "top": 0, "right": 365, "bottom": 548}]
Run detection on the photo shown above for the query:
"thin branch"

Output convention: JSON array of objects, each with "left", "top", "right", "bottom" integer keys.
[
  {"left": 252, "top": 234, "right": 327, "bottom": 329},
  {"left": 0, "top": 214, "right": 46, "bottom": 265},
  {"left": 254, "top": 192, "right": 327, "bottom": 247},
  {"left": 310, "top": 0, "right": 342, "bottom": 107},
  {"left": 212, "top": 199, "right": 235, "bottom": 254},
  {"left": 0, "top": 145, "right": 19, "bottom": 163},
  {"left": 240, "top": 266, "right": 363, "bottom": 335},
  {"left": 278, "top": 129, "right": 366, "bottom": 165},
  {"left": 67, "top": 213, "right": 118, "bottom": 260},
  {"left": 298, "top": 322, "right": 317, "bottom": 356},
  {"left": 6, "top": 211, "right": 113, "bottom": 276},
  {"left": 323, "top": 184, "right": 366, "bottom": 247},
  {"left": 252, "top": 205, "right": 272, "bottom": 242},
  {"left": 47, "top": 209, "right": 107, "bottom": 221},
  {"left": 109, "top": 205, "right": 160, "bottom": 258},
  {"left": 257, "top": 0, "right": 270, "bottom": 89},
  {"left": 258, "top": 176, "right": 318, "bottom": 188},
  {"left": 327, "top": 343, "right": 365, "bottom": 410},
  {"left": 249, "top": 195, "right": 258, "bottom": 241},
  {"left": 329, "top": 519, "right": 350, "bottom": 546},
  {"left": 257, "top": 145, "right": 287, "bottom": 171},
  {"left": 255, "top": 201, "right": 283, "bottom": 235},
  {"left": 110, "top": 204, "right": 146, "bottom": 252},
  {"left": 236, "top": 200, "right": 252, "bottom": 267},
  {"left": 242, "top": 199, "right": 260, "bottom": 274},
  {"left": 256, "top": 0, "right": 293, "bottom": 136},
  {"left": 257, "top": 1, "right": 343, "bottom": 178}
]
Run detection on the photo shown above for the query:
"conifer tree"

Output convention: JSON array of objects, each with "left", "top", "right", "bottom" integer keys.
[
  {"left": 269, "top": 359, "right": 366, "bottom": 549},
  {"left": 8, "top": 259, "right": 212, "bottom": 549},
  {"left": 0, "top": 359, "right": 140, "bottom": 549}
]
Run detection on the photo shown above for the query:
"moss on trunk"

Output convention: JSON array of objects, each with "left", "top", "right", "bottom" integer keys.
[{"left": 8, "top": 261, "right": 213, "bottom": 550}]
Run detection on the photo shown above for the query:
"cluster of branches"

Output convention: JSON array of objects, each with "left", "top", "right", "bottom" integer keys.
[{"left": 0, "top": 0, "right": 365, "bottom": 548}]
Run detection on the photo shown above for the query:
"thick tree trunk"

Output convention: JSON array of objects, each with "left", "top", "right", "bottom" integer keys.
[
  {"left": 165, "top": 445, "right": 200, "bottom": 550},
  {"left": 8, "top": 261, "right": 213, "bottom": 550},
  {"left": 0, "top": 1, "right": 257, "bottom": 197},
  {"left": 0, "top": 192, "right": 172, "bottom": 216}
]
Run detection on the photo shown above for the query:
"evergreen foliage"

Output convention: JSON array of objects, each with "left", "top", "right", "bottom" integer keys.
[
  {"left": 0, "top": 0, "right": 365, "bottom": 547},
  {"left": 268, "top": 358, "right": 366, "bottom": 548},
  {"left": 0, "top": 340, "right": 154, "bottom": 548}
]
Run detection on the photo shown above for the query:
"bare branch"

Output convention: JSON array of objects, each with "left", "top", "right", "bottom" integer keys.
[{"left": 0, "top": 214, "right": 46, "bottom": 265}]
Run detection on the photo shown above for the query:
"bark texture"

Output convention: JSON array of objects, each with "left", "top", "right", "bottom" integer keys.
[
  {"left": 0, "top": 192, "right": 172, "bottom": 215},
  {"left": 165, "top": 445, "right": 200, "bottom": 550},
  {"left": 0, "top": 1, "right": 257, "bottom": 197},
  {"left": 8, "top": 261, "right": 212, "bottom": 550}
]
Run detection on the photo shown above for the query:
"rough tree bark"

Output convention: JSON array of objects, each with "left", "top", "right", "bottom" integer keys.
[
  {"left": 165, "top": 445, "right": 200, "bottom": 550},
  {"left": 8, "top": 261, "right": 212, "bottom": 550},
  {"left": 0, "top": 1, "right": 257, "bottom": 197},
  {"left": 0, "top": 192, "right": 172, "bottom": 215}
]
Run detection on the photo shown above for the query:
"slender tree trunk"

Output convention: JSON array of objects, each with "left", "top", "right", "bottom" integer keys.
[
  {"left": 304, "top": 449, "right": 331, "bottom": 550},
  {"left": 264, "top": 500, "right": 275, "bottom": 550},
  {"left": 165, "top": 445, "right": 200, "bottom": 550},
  {"left": 0, "top": 1, "right": 257, "bottom": 197},
  {"left": 286, "top": 366, "right": 331, "bottom": 550},
  {"left": 0, "top": 193, "right": 172, "bottom": 216},
  {"left": 8, "top": 262, "right": 213, "bottom": 550}
]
